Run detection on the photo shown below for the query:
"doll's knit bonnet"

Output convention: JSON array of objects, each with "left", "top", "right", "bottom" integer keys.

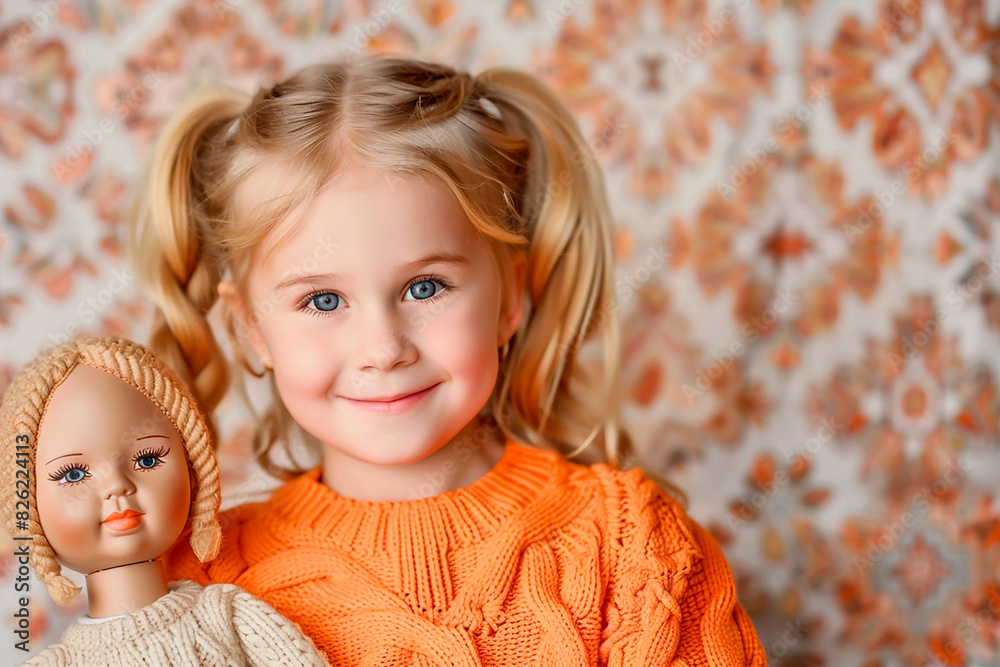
[{"left": 0, "top": 336, "right": 222, "bottom": 605}]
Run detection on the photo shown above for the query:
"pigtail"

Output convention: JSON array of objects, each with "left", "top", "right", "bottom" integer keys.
[
  {"left": 127, "top": 88, "right": 249, "bottom": 425},
  {"left": 479, "top": 69, "right": 685, "bottom": 502}
]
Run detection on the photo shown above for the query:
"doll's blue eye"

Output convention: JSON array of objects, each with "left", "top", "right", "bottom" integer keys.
[
  {"left": 137, "top": 456, "right": 159, "bottom": 469},
  {"left": 133, "top": 446, "right": 169, "bottom": 471},
  {"left": 49, "top": 464, "right": 91, "bottom": 485}
]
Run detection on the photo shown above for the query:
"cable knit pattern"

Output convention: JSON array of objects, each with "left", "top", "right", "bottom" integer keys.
[
  {"left": 24, "top": 580, "right": 329, "bottom": 666},
  {"left": 164, "top": 439, "right": 766, "bottom": 666}
]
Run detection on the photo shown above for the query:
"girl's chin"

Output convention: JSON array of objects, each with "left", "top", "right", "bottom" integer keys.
[{"left": 321, "top": 438, "right": 436, "bottom": 464}]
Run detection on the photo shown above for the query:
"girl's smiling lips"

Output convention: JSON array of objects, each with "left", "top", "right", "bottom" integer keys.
[
  {"left": 102, "top": 509, "right": 144, "bottom": 532},
  {"left": 343, "top": 383, "right": 441, "bottom": 414}
]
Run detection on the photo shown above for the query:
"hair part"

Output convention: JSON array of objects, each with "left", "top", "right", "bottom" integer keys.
[{"left": 128, "top": 54, "right": 685, "bottom": 503}]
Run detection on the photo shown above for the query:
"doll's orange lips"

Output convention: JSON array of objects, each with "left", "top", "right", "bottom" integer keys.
[{"left": 103, "top": 509, "right": 143, "bottom": 531}]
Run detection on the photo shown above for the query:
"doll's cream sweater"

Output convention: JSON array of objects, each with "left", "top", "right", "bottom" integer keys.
[{"left": 24, "top": 580, "right": 329, "bottom": 666}]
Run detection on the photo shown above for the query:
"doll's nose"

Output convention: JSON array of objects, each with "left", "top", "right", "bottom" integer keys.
[{"left": 101, "top": 470, "right": 136, "bottom": 500}]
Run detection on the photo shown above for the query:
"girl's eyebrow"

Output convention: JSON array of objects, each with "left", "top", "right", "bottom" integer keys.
[
  {"left": 272, "top": 251, "right": 469, "bottom": 294},
  {"left": 136, "top": 435, "right": 169, "bottom": 441},
  {"left": 45, "top": 453, "right": 82, "bottom": 465}
]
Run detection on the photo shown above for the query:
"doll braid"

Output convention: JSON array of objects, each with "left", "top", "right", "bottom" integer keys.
[{"left": 0, "top": 343, "right": 84, "bottom": 605}]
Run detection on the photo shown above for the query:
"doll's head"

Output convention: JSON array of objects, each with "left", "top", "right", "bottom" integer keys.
[
  {"left": 0, "top": 337, "right": 221, "bottom": 605},
  {"left": 130, "top": 53, "right": 639, "bottom": 479}
]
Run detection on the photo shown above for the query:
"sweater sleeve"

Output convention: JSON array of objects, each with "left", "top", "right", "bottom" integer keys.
[
  {"left": 598, "top": 467, "right": 766, "bottom": 667},
  {"left": 228, "top": 586, "right": 331, "bottom": 667},
  {"left": 163, "top": 504, "right": 254, "bottom": 586}
]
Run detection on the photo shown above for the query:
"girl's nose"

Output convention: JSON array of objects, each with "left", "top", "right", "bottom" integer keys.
[{"left": 358, "top": 310, "right": 417, "bottom": 373}]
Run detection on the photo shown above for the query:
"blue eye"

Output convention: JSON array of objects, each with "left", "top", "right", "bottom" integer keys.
[
  {"left": 134, "top": 445, "right": 169, "bottom": 471},
  {"left": 406, "top": 280, "right": 442, "bottom": 301},
  {"left": 49, "top": 464, "right": 91, "bottom": 486},
  {"left": 297, "top": 276, "right": 451, "bottom": 318},
  {"left": 309, "top": 293, "right": 340, "bottom": 312}
]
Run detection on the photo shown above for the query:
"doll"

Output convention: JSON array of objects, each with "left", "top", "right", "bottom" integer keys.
[{"left": 0, "top": 336, "right": 329, "bottom": 666}]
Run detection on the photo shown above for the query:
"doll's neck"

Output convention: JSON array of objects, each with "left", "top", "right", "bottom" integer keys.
[{"left": 84, "top": 559, "right": 169, "bottom": 618}]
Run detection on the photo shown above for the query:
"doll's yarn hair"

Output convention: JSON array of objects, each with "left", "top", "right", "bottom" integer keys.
[{"left": 0, "top": 336, "right": 222, "bottom": 606}]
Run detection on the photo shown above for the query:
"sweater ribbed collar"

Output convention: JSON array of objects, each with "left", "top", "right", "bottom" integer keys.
[{"left": 264, "top": 438, "right": 567, "bottom": 551}]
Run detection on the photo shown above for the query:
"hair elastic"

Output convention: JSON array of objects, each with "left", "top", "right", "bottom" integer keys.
[{"left": 478, "top": 97, "right": 502, "bottom": 121}]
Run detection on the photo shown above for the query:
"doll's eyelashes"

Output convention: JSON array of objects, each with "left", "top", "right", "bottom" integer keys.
[
  {"left": 45, "top": 447, "right": 170, "bottom": 484},
  {"left": 49, "top": 463, "right": 91, "bottom": 485},
  {"left": 134, "top": 445, "right": 170, "bottom": 471}
]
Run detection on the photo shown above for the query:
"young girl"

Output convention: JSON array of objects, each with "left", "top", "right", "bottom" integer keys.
[{"left": 130, "top": 54, "right": 765, "bottom": 665}]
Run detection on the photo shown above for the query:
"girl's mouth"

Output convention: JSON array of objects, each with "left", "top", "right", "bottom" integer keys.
[
  {"left": 102, "top": 509, "right": 144, "bottom": 532},
  {"left": 343, "top": 382, "right": 441, "bottom": 414}
]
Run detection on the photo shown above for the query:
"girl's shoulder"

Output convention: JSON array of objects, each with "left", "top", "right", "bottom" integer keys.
[
  {"left": 562, "top": 457, "right": 767, "bottom": 665},
  {"left": 558, "top": 453, "right": 700, "bottom": 555},
  {"left": 164, "top": 498, "right": 268, "bottom": 586}
]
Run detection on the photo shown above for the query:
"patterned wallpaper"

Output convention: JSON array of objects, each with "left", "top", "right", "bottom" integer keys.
[{"left": 1, "top": 0, "right": 999, "bottom": 665}]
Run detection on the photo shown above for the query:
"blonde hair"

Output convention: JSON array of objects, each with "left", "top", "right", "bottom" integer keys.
[
  {"left": 128, "top": 54, "right": 683, "bottom": 500},
  {"left": 0, "top": 337, "right": 222, "bottom": 606}
]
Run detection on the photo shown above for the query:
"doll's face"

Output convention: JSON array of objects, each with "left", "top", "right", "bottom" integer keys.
[
  {"left": 227, "top": 164, "right": 524, "bottom": 466},
  {"left": 34, "top": 365, "right": 192, "bottom": 575}
]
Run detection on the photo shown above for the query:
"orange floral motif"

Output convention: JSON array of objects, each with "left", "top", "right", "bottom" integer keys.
[
  {"left": 679, "top": 130, "right": 893, "bottom": 366},
  {"left": 0, "top": 32, "right": 74, "bottom": 158},
  {"left": 537, "top": 0, "right": 773, "bottom": 201},
  {"left": 803, "top": 0, "right": 1000, "bottom": 199}
]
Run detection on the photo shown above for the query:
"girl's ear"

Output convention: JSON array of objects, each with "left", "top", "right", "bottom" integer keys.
[
  {"left": 499, "top": 251, "right": 527, "bottom": 346},
  {"left": 217, "top": 280, "right": 273, "bottom": 369}
]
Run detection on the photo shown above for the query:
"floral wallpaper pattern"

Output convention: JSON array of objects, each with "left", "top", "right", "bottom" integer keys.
[{"left": 0, "top": 0, "right": 998, "bottom": 665}]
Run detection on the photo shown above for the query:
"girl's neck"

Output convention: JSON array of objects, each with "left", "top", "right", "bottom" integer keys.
[
  {"left": 320, "top": 415, "right": 507, "bottom": 502},
  {"left": 84, "top": 559, "right": 169, "bottom": 618}
]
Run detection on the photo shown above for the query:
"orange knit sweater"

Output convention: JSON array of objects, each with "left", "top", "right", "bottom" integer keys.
[{"left": 164, "top": 439, "right": 765, "bottom": 666}]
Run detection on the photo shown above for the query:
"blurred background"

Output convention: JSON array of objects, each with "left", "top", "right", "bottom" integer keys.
[{"left": 1, "top": 0, "right": 999, "bottom": 665}]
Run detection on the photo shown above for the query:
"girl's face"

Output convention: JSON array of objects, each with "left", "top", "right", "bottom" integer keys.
[
  {"left": 34, "top": 365, "right": 192, "bottom": 575},
  {"left": 229, "top": 165, "right": 524, "bottom": 466}
]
